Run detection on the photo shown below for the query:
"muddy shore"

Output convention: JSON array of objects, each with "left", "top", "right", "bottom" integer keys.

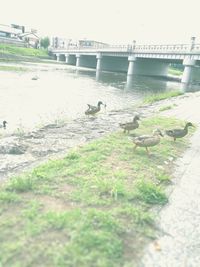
[{"left": 0, "top": 92, "right": 198, "bottom": 181}]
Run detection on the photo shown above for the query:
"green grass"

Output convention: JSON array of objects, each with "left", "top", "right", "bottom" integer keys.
[
  {"left": 0, "top": 116, "right": 194, "bottom": 267},
  {"left": 0, "top": 65, "right": 28, "bottom": 71},
  {"left": 0, "top": 43, "right": 48, "bottom": 58},
  {"left": 135, "top": 180, "right": 168, "bottom": 205},
  {"left": 144, "top": 90, "right": 183, "bottom": 104},
  {"left": 159, "top": 105, "right": 174, "bottom": 112},
  {"left": 168, "top": 67, "right": 183, "bottom": 77}
]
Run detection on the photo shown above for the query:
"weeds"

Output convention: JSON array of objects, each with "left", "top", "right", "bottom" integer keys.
[
  {"left": 0, "top": 116, "right": 194, "bottom": 267},
  {"left": 144, "top": 91, "right": 183, "bottom": 104}
]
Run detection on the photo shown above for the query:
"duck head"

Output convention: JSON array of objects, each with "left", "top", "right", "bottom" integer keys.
[
  {"left": 185, "top": 122, "right": 194, "bottom": 128},
  {"left": 153, "top": 129, "right": 163, "bottom": 137},
  {"left": 133, "top": 115, "right": 140, "bottom": 121},
  {"left": 97, "top": 101, "right": 104, "bottom": 107}
]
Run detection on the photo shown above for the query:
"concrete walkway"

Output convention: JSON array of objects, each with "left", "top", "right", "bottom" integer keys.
[{"left": 140, "top": 92, "right": 200, "bottom": 267}]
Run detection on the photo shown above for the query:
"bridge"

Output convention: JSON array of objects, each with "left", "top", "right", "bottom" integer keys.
[{"left": 50, "top": 38, "right": 200, "bottom": 84}]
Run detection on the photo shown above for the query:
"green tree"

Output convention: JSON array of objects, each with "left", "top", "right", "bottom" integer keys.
[{"left": 40, "top": 37, "right": 50, "bottom": 49}]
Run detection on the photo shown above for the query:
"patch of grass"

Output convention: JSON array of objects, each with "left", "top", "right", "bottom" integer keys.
[
  {"left": 0, "top": 65, "right": 28, "bottom": 71},
  {"left": 144, "top": 90, "right": 183, "bottom": 104},
  {"left": 0, "top": 191, "right": 21, "bottom": 203},
  {"left": 6, "top": 175, "right": 34, "bottom": 192},
  {"left": 51, "top": 209, "right": 123, "bottom": 267},
  {"left": 0, "top": 116, "right": 194, "bottom": 267},
  {"left": 168, "top": 67, "right": 183, "bottom": 77},
  {"left": 0, "top": 43, "right": 48, "bottom": 58},
  {"left": 135, "top": 180, "right": 168, "bottom": 205},
  {"left": 159, "top": 105, "right": 174, "bottom": 112}
]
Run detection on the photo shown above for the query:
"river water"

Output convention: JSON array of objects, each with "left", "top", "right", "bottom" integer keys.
[{"left": 0, "top": 61, "right": 199, "bottom": 133}]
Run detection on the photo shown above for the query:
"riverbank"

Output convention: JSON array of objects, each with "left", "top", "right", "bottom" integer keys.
[
  {"left": 0, "top": 91, "right": 194, "bottom": 181},
  {"left": 140, "top": 91, "right": 200, "bottom": 267},
  {"left": 0, "top": 43, "right": 53, "bottom": 62},
  {"left": 0, "top": 91, "right": 199, "bottom": 266}
]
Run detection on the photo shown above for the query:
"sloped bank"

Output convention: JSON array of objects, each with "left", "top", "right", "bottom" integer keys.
[
  {"left": 0, "top": 91, "right": 196, "bottom": 181},
  {"left": 0, "top": 92, "right": 197, "bottom": 267},
  {"left": 0, "top": 43, "right": 52, "bottom": 62}
]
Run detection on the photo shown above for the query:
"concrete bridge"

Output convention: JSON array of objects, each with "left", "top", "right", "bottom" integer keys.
[{"left": 50, "top": 38, "right": 200, "bottom": 84}]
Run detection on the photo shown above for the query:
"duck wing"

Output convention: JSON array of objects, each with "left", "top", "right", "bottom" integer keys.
[
  {"left": 134, "top": 134, "right": 160, "bottom": 147},
  {"left": 165, "top": 129, "right": 186, "bottom": 137},
  {"left": 120, "top": 121, "right": 138, "bottom": 128},
  {"left": 133, "top": 134, "right": 151, "bottom": 143},
  {"left": 87, "top": 104, "right": 97, "bottom": 110}
]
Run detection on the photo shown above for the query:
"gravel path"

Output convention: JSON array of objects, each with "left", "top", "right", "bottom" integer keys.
[{"left": 140, "top": 92, "right": 200, "bottom": 267}]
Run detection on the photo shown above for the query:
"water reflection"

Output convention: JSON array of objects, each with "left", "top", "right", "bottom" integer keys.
[
  {"left": 181, "top": 82, "right": 200, "bottom": 92},
  {"left": 126, "top": 75, "right": 168, "bottom": 92}
]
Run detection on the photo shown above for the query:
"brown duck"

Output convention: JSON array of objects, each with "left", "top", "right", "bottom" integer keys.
[
  {"left": 133, "top": 129, "right": 163, "bottom": 154},
  {"left": 85, "top": 101, "right": 104, "bottom": 115},
  {"left": 119, "top": 115, "right": 140, "bottom": 133}
]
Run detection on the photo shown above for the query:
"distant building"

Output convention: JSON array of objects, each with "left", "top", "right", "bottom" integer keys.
[
  {"left": 51, "top": 37, "right": 109, "bottom": 49},
  {"left": 78, "top": 39, "right": 109, "bottom": 48},
  {"left": 19, "top": 31, "right": 39, "bottom": 48},
  {"left": 0, "top": 24, "right": 39, "bottom": 48},
  {"left": 0, "top": 24, "right": 23, "bottom": 39},
  {"left": 51, "top": 37, "right": 71, "bottom": 49}
]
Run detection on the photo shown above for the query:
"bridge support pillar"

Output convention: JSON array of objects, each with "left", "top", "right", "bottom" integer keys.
[
  {"left": 56, "top": 54, "right": 60, "bottom": 62},
  {"left": 127, "top": 55, "right": 136, "bottom": 75},
  {"left": 65, "top": 54, "right": 70, "bottom": 64},
  {"left": 76, "top": 54, "right": 81, "bottom": 67},
  {"left": 182, "top": 58, "right": 196, "bottom": 84},
  {"left": 96, "top": 54, "right": 102, "bottom": 71}
]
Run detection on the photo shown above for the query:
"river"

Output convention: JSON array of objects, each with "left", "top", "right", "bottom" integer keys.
[{"left": 0, "top": 61, "right": 200, "bottom": 133}]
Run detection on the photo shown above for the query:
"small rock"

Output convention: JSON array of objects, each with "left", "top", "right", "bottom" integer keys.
[
  {"left": 0, "top": 137, "right": 27, "bottom": 155},
  {"left": 157, "top": 165, "right": 164, "bottom": 170},
  {"left": 168, "top": 156, "right": 174, "bottom": 161}
]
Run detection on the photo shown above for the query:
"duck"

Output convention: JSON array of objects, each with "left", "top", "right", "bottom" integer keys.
[
  {"left": 133, "top": 129, "right": 163, "bottom": 154},
  {"left": 165, "top": 122, "right": 194, "bottom": 141},
  {"left": 119, "top": 115, "right": 140, "bottom": 133},
  {"left": 0, "top": 120, "right": 8, "bottom": 129},
  {"left": 85, "top": 101, "right": 104, "bottom": 115}
]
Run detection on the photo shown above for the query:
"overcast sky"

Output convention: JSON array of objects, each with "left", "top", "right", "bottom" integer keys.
[{"left": 1, "top": 0, "right": 199, "bottom": 44}]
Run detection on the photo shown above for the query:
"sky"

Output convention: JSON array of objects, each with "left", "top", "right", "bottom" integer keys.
[{"left": 1, "top": 0, "right": 199, "bottom": 45}]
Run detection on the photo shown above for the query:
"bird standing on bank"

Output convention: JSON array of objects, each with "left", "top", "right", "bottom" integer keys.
[
  {"left": 165, "top": 122, "right": 194, "bottom": 141},
  {"left": 85, "top": 101, "right": 105, "bottom": 116},
  {"left": 119, "top": 115, "right": 140, "bottom": 134},
  {"left": 133, "top": 129, "right": 163, "bottom": 154}
]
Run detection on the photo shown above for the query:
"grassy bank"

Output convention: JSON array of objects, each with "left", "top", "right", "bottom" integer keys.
[
  {"left": 0, "top": 116, "right": 193, "bottom": 267},
  {"left": 0, "top": 65, "right": 28, "bottom": 72},
  {"left": 168, "top": 67, "right": 183, "bottom": 77},
  {"left": 0, "top": 44, "right": 49, "bottom": 58},
  {"left": 144, "top": 90, "right": 183, "bottom": 104}
]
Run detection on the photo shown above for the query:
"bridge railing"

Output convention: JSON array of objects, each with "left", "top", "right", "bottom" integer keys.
[{"left": 50, "top": 43, "right": 200, "bottom": 53}]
